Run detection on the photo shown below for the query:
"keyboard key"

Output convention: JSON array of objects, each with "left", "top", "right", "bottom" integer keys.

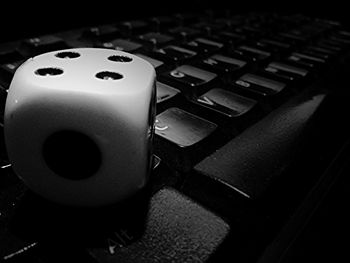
[
  {"left": 64, "top": 33, "right": 94, "bottom": 48},
  {"left": 88, "top": 188, "right": 229, "bottom": 262},
  {"left": 21, "top": 35, "right": 67, "bottom": 56},
  {"left": 235, "top": 25, "right": 264, "bottom": 38},
  {"left": 192, "top": 91, "right": 327, "bottom": 200},
  {"left": 156, "top": 82, "right": 181, "bottom": 113},
  {"left": 264, "top": 62, "right": 309, "bottom": 81},
  {"left": 191, "top": 22, "right": 225, "bottom": 36},
  {"left": 168, "top": 26, "right": 200, "bottom": 42},
  {"left": 97, "top": 39, "right": 143, "bottom": 53},
  {"left": 196, "top": 54, "right": 247, "bottom": 77},
  {"left": 174, "top": 13, "right": 198, "bottom": 25},
  {"left": 150, "top": 45, "right": 197, "bottom": 63},
  {"left": 299, "top": 48, "right": 331, "bottom": 61},
  {"left": 215, "top": 31, "right": 246, "bottom": 45},
  {"left": 193, "top": 88, "right": 260, "bottom": 131},
  {"left": 119, "top": 20, "right": 149, "bottom": 36},
  {"left": 155, "top": 107, "right": 217, "bottom": 147},
  {"left": 317, "top": 39, "right": 343, "bottom": 52},
  {"left": 256, "top": 38, "right": 291, "bottom": 53},
  {"left": 0, "top": 43, "right": 23, "bottom": 63},
  {"left": 232, "top": 45, "right": 271, "bottom": 62},
  {"left": 155, "top": 108, "right": 217, "bottom": 170},
  {"left": 277, "top": 32, "right": 308, "bottom": 45},
  {"left": 156, "top": 82, "right": 180, "bottom": 104},
  {"left": 215, "top": 17, "right": 243, "bottom": 29},
  {"left": 194, "top": 88, "right": 257, "bottom": 118},
  {"left": 182, "top": 38, "right": 224, "bottom": 54},
  {"left": 234, "top": 73, "right": 286, "bottom": 97},
  {"left": 134, "top": 53, "right": 165, "bottom": 72},
  {"left": 335, "top": 30, "right": 350, "bottom": 38},
  {"left": 160, "top": 65, "right": 217, "bottom": 98},
  {"left": 287, "top": 52, "right": 326, "bottom": 68},
  {"left": 149, "top": 16, "right": 178, "bottom": 32},
  {"left": 137, "top": 32, "right": 174, "bottom": 49},
  {"left": 304, "top": 45, "right": 338, "bottom": 56},
  {"left": 82, "top": 25, "right": 120, "bottom": 41},
  {"left": 0, "top": 60, "right": 24, "bottom": 88},
  {"left": 330, "top": 34, "right": 350, "bottom": 45}
]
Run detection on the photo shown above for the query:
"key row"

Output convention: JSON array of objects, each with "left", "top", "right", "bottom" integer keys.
[{"left": 1, "top": 12, "right": 346, "bottom": 63}]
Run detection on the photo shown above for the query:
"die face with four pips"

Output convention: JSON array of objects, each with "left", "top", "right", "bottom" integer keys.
[{"left": 4, "top": 48, "right": 156, "bottom": 206}]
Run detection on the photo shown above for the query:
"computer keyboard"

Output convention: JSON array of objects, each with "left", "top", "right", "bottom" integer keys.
[{"left": 1, "top": 10, "right": 350, "bottom": 262}]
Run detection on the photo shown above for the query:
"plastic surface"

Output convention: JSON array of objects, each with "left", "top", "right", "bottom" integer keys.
[{"left": 4, "top": 48, "right": 156, "bottom": 206}]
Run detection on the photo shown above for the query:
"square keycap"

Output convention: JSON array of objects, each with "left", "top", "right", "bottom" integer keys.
[{"left": 155, "top": 108, "right": 217, "bottom": 147}]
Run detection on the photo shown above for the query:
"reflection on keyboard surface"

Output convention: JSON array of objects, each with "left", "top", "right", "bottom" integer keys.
[{"left": 1, "top": 11, "right": 350, "bottom": 262}]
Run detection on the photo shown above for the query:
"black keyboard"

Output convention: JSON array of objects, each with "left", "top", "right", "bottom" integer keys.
[{"left": 1, "top": 11, "right": 350, "bottom": 262}]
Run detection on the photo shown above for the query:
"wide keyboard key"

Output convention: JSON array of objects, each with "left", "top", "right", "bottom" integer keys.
[
  {"left": 193, "top": 90, "right": 327, "bottom": 199},
  {"left": 88, "top": 188, "right": 229, "bottom": 263}
]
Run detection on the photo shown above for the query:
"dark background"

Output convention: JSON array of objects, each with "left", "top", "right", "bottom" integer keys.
[{"left": 2, "top": 0, "right": 350, "bottom": 42}]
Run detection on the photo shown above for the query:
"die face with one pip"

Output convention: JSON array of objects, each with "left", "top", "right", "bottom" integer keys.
[{"left": 4, "top": 48, "right": 156, "bottom": 206}]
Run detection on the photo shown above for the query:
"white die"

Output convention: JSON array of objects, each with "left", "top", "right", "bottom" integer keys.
[{"left": 4, "top": 48, "right": 156, "bottom": 206}]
